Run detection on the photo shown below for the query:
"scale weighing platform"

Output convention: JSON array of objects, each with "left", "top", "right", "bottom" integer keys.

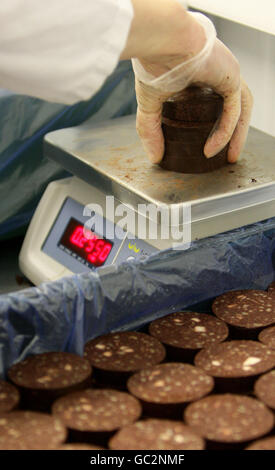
[{"left": 19, "top": 115, "right": 275, "bottom": 286}]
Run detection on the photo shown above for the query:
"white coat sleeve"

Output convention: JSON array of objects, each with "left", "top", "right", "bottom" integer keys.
[{"left": 0, "top": 0, "right": 133, "bottom": 104}]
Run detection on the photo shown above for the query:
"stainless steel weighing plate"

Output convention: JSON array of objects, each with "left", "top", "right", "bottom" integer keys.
[{"left": 44, "top": 114, "right": 275, "bottom": 240}]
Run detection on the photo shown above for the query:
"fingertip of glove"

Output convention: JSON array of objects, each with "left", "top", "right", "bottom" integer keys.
[
  {"left": 203, "top": 147, "right": 217, "bottom": 159},
  {"left": 227, "top": 146, "right": 241, "bottom": 164},
  {"left": 142, "top": 141, "right": 163, "bottom": 164},
  {"left": 204, "top": 140, "right": 226, "bottom": 159},
  {"left": 147, "top": 152, "right": 162, "bottom": 164}
]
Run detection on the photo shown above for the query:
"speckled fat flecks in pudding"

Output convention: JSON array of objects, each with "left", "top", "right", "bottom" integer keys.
[
  {"left": 0, "top": 411, "right": 67, "bottom": 450},
  {"left": 184, "top": 394, "right": 274, "bottom": 443},
  {"left": 148, "top": 312, "right": 229, "bottom": 349},
  {"left": 84, "top": 331, "right": 166, "bottom": 372},
  {"left": 0, "top": 381, "right": 20, "bottom": 413},
  {"left": 212, "top": 290, "right": 275, "bottom": 329},
  {"left": 127, "top": 362, "right": 214, "bottom": 404},
  {"left": 194, "top": 340, "right": 275, "bottom": 377},
  {"left": 109, "top": 419, "right": 205, "bottom": 450},
  {"left": 258, "top": 325, "right": 275, "bottom": 349},
  {"left": 8, "top": 352, "right": 92, "bottom": 390},
  {"left": 254, "top": 370, "right": 275, "bottom": 409},
  {"left": 51, "top": 388, "right": 142, "bottom": 432}
]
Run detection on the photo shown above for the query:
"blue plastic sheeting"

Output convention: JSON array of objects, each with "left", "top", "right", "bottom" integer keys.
[
  {"left": 0, "top": 60, "right": 136, "bottom": 239},
  {"left": 0, "top": 217, "right": 275, "bottom": 378}
]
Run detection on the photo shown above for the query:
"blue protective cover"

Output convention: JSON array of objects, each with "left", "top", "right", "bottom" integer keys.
[
  {"left": 0, "top": 60, "right": 136, "bottom": 239},
  {"left": 0, "top": 217, "right": 275, "bottom": 378}
]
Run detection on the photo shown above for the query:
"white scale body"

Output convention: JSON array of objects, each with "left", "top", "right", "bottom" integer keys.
[{"left": 19, "top": 115, "right": 275, "bottom": 285}]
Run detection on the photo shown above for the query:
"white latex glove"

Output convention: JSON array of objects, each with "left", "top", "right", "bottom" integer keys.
[{"left": 132, "top": 12, "right": 253, "bottom": 164}]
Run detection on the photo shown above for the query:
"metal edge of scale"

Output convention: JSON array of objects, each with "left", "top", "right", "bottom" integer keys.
[{"left": 43, "top": 115, "right": 275, "bottom": 239}]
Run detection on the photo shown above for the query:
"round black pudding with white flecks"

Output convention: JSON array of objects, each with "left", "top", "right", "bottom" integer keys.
[
  {"left": 84, "top": 331, "right": 166, "bottom": 389},
  {"left": 0, "top": 380, "right": 20, "bottom": 413},
  {"left": 8, "top": 352, "right": 92, "bottom": 412},
  {"left": 258, "top": 325, "right": 275, "bottom": 349},
  {"left": 212, "top": 289, "right": 275, "bottom": 339},
  {"left": 254, "top": 370, "right": 275, "bottom": 410},
  {"left": 51, "top": 388, "right": 142, "bottom": 447},
  {"left": 148, "top": 312, "right": 229, "bottom": 363},
  {"left": 0, "top": 411, "right": 67, "bottom": 450},
  {"left": 109, "top": 419, "right": 205, "bottom": 450},
  {"left": 184, "top": 394, "right": 274, "bottom": 450},
  {"left": 127, "top": 362, "right": 214, "bottom": 420},
  {"left": 194, "top": 340, "right": 275, "bottom": 393}
]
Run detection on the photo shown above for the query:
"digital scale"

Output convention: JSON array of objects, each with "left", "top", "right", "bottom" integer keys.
[{"left": 19, "top": 115, "right": 275, "bottom": 285}]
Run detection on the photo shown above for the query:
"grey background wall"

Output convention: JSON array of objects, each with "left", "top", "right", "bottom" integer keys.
[{"left": 188, "top": 0, "right": 275, "bottom": 137}]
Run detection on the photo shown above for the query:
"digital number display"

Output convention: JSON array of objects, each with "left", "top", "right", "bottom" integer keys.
[{"left": 58, "top": 218, "right": 113, "bottom": 267}]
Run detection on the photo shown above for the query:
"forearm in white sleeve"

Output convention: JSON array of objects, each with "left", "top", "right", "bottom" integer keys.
[{"left": 0, "top": 0, "right": 133, "bottom": 104}]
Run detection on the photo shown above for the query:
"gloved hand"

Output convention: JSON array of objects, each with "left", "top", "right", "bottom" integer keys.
[{"left": 132, "top": 12, "right": 253, "bottom": 164}]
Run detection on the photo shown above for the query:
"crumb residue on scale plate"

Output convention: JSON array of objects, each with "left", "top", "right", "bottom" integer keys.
[
  {"left": 46, "top": 111, "right": 275, "bottom": 199},
  {"left": 93, "top": 148, "right": 272, "bottom": 205}
]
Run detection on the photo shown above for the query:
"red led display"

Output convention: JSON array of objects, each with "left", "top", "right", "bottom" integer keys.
[{"left": 59, "top": 218, "right": 113, "bottom": 267}]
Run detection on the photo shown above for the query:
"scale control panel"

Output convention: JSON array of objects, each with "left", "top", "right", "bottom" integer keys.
[
  {"left": 43, "top": 197, "right": 155, "bottom": 275},
  {"left": 19, "top": 177, "right": 158, "bottom": 285}
]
